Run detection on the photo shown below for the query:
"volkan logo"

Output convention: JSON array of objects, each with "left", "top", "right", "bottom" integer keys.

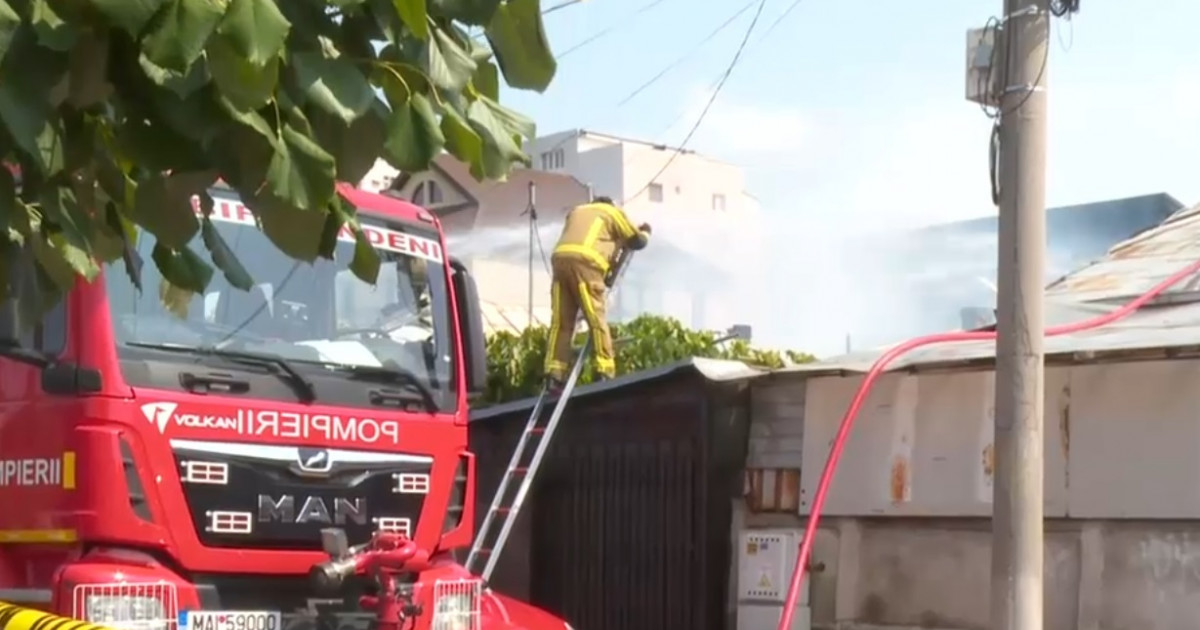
[
  {"left": 296, "top": 447, "right": 332, "bottom": 473},
  {"left": 141, "top": 402, "right": 178, "bottom": 433}
]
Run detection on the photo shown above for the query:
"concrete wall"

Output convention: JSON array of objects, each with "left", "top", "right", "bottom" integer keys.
[{"left": 737, "top": 359, "right": 1200, "bottom": 630}]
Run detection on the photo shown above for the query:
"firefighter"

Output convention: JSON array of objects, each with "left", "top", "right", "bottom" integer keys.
[{"left": 544, "top": 196, "right": 651, "bottom": 389}]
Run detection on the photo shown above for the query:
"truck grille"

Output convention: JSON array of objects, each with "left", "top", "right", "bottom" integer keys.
[{"left": 171, "top": 440, "right": 432, "bottom": 550}]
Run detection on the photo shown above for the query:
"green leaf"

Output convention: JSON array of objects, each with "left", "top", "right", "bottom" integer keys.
[
  {"left": 139, "top": 51, "right": 210, "bottom": 96},
  {"left": 466, "top": 96, "right": 527, "bottom": 177},
  {"left": 215, "top": 93, "right": 276, "bottom": 138},
  {"left": 485, "top": 0, "right": 556, "bottom": 92},
  {"left": 481, "top": 94, "right": 535, "bottom": 138},
  {"left": 31, "top": 236, "right": 79, "bottom": 290},
  {"left": 0, "top": 90, "right": 65, "bottom": 175},
  {"left": 422, "top": 26, "right": 476, "bottom": 92},
  {"left": 382, "top": 92, "right": 445, "bottom": 172},
  {"left": 472, "top": 59, "right": 499, "bottom": 101},
  {"left": 144, "top": 77, "right": 225, "bottom": 143},
  {"left": 206, "top": 113, "right": 275, "bottom": 190},
  {"left": 331, "top": 197, "right": 380, "bottom": 284},
  {"left": 30, "top": 0, "right": 76, "bottom": 51},
  {"left": 39, "top": 185, "right": 101, "bottom": 281},
  {"left": 249, "top": 193, "right": 326, "bottom": 261},
  {"left": 141, "top": 0, "right": 228, "bottom": 74},
  {"left": 216, "top": 0, "right": 290, "bottom": 68},
  {"left": 0, "top": 0, "right": 18, "bottom": 66},
  {"left": 116, "top": 116, "right": 209, "bottom": 173},
  {"left": 90, "top": 0, "right": 168, "bottom": 37},
  {"left": 264, "top": 122, "right": 337, "bottom": 211},
  {"left": 67, "top": 31, "right": 113, "bottom": 107},
  {"left": 0, "top": 30, "right": 68, "bottom": 174},
  {"left": 290, "top": 44, "right": 376, "bottom": 124},
  {"left": 0, "top": 167, "right": 17, "bottom": 240},
  {"left": 201, "top": 214, "right": 254, "bottom": 290},
  {"left": 393, "top": 0, "right": 429, "bottom": 39},
  {"left": 439, "top": 101, "right": 482, "bottom": 170},
  {"left": 152, "top": 241, "right": 213, "bottom": 294},
  {"left": 133, "top": 171, "right": 215, "bottom": 248},
  {"left": 309, "top": 105, "right": 387, "bottom": 186},
  {"left": 207, "top": 35, "right": 279, "bottom": 110},
  {"left": 428, "top": 0, "right": 500, "bottom": 25}
]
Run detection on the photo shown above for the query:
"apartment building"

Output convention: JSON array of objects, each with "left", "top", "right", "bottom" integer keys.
[{"left": 526, "top": 129, "right": 766, "bottom": 334}]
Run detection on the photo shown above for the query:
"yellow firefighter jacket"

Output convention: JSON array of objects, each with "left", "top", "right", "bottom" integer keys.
[{"left": 552, "top": 202, "right": 650, "bottom": 272}]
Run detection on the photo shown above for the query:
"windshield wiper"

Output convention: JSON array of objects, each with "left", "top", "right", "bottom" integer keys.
[
  {"left": 126, "top": 342, "right": 316, "bottom": 403},
  {"left": 337, "top": 363, "right": 438, "bottom": 411}
]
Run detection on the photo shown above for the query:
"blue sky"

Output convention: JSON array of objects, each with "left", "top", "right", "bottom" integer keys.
[{"left": 498, "top": 0, "right": 1200, "bottom": 352}]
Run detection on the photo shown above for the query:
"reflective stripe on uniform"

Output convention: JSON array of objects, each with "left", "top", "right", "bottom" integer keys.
[
  {"left": 577, "top": 281, "right": 614, "bottom": 377},
  {"left": 545, "top": 281, "right": 564, "bottom": 374},
  {"left": 552, "top": 245, "right": 609, "bottom": 272}
]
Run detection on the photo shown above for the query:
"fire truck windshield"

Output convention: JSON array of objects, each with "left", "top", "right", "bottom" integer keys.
[{"left": 104, "top": 199, "right": 456, "bottom": 411}]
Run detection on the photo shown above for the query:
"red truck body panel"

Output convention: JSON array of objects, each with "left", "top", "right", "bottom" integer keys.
[{"left": 0, "top": 184, "right": 567, "bottom": 630}]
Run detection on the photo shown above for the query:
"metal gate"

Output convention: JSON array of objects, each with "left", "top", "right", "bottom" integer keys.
[{"left": 470, "top": 362, "right": 753, "bottom": 630}]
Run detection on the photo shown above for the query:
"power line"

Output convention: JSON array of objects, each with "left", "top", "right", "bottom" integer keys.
[
  {"left": 623, "top": 0, "right": 769, "bottom": 204},
  {"left": 533, "top": 0, "right": 767, "bottom": 161},
  {"left": 673, "top": 0, "right": 805, "bottom": 106},
  {"left": 558, "top": 0, "right": 669, "bottom": 59},
  {"left": 469, "top": 0, "right": 589, "bottom": 40},
  {"left": 615, "top": 0, "right": 758, "bottom": 108},
  {"left": 543, "top": 0, "right": 587, "bottom": 16},
  {"left": 752, "top": 0, "right": 806, "bottom": 47}
]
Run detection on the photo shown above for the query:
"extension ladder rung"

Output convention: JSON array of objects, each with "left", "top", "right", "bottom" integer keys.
[{"left": 465, "top": 250, "right": 634, "bottom": 583}]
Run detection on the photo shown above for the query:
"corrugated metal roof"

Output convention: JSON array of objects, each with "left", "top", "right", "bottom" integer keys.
[
  {"left": 1045, "top": 203, "right": 1200, "bottom": 303},
  {"left": 779, "top": 301, "right": 1200, "bottom": 376},
  {"left": 785, "top": 201, "right": 1200, "bottom": 376},
  {"left": 471, "top": 357, "right": 765, "bottom": 422}
]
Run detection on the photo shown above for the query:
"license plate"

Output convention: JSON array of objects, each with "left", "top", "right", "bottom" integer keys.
[{"left": 181, "top": 611, "right": 282, "bottom": 630}]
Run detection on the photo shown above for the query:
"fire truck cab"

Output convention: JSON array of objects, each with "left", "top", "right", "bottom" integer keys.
[{"left": 0, "top": 184, "right": 568, "bottom": 630}]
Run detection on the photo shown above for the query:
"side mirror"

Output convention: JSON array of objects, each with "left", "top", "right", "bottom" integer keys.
[
  {"left": 449, "top": 257, "right": 486, "bottom": 398},
  {"left": 41, "top": 362, "right": 103, "bottom": 395}
]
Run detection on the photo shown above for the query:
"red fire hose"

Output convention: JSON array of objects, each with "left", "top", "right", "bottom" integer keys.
[{"left": 776, "top": 257, "right": 1200, "bottom": 630}]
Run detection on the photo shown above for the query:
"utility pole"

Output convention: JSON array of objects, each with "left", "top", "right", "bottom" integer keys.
[
  {"left": 991, "top": 0, "right": 1049, "bottom": 629},
  {"left": 521, "top": 181, "right": 538, "bottom": 327}
]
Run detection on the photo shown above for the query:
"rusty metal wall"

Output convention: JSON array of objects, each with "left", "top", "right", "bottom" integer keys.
[{"left": 469, "top": 368, "right": 751, "bottom": 630}]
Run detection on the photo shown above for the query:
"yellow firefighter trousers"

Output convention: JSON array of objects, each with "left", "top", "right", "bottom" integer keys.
[{"left": 545, "top": 254, "right": 616, "bottom": 380}]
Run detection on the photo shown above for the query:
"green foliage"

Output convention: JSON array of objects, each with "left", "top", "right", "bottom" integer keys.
[
  {"left": 482, "top": 313, "right": 816, "bottom": 405},
  {"left": 0, "top": 0, "right": 557, "bottom": 311}
]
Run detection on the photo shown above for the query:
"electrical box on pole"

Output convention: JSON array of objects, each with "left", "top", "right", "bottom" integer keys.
[{"left": 965, "top": 27, "right": 1000, "bottom": 107}]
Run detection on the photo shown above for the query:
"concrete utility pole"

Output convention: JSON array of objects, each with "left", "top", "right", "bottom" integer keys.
[{"left": 991, "top": 0, "right": 1049, "bottom": 629}]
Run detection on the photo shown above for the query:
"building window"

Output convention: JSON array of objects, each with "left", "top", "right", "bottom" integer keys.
[
  {"left": 540, "top": 148, "right": 565, "bottom": 171},
  {"left": 712, "top": 194, "right": 726, "bottom": 211},
  {"left": 648, "top": 183, "right": 664, "bottom": 203},
  {"left": 411, "top": 180, "right": 444, "bottom": 207}
]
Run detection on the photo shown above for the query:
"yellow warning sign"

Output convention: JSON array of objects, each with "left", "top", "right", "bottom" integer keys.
[{"left": 757, "top": 570, "right": 772, "bottom": 590}]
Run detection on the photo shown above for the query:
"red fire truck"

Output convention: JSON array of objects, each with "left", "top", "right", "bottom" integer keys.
[{"left": 0, "top": 183, "right": 569, "bottom": 630}]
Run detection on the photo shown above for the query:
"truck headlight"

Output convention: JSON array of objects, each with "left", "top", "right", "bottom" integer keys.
[
  {"left": 83, "top": 594, "right": 168, "bottom": 630},
  {"left": 432, "top": 593, "right": 472, "bottom": 629},
  {"left": 430, "top": 579, "right": 479, "bottom": 630}
]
